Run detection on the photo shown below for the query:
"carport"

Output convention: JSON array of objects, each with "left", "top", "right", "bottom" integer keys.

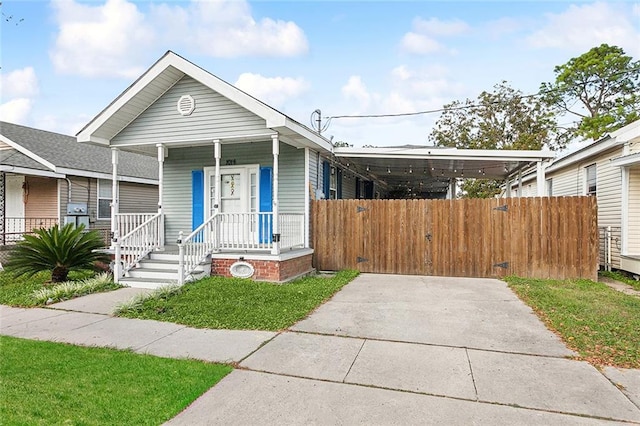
[{"left": 333, "top": 146, "right": 555, "bottom": 198}]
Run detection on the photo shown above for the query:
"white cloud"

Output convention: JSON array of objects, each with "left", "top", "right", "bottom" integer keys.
[
  {"left": 151, "top": 0, "right": 308, "bottom": 58},
  {"left": 50, "top": 0, "right": 154, "bottom": 78},
  {"left": 0, "top": 98, "right": 33, "bottom": 124},
  {"left": 234, "top": 73, "right": 309, "bottom": 108},
  {"left": 0, "top": 67, "right": 39, "bottom": 99},
  {"left": 413, "top": 17, "right": 470, "bottom": 37},
  {"left": 49, "top": 0, "right": 309, "bottom": 79},
  {"left": 340, "top": 65, "right": 465, "bottom": 123},
  {"left": 341, "top": 76, "right": 372, "bottom": 107},
  {"left": 400, "top": 17, "right": 469, "bottom": 55},
  {"left": 527, "top": 2, "right": 640, "bottom": 56},
  {"left": 400, "top": 32, "right": 444, "bottom": 55}
]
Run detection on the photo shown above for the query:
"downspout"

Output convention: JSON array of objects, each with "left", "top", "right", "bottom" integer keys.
[{"left": 64, "top": 178, "right": 72, "bottom": 203}]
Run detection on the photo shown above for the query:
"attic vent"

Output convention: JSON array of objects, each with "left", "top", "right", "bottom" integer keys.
[{"left": 177, "top": 95, "right": 195, "bottom": 116}]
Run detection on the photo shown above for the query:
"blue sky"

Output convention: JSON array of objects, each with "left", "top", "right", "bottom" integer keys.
[{"left": 1, "top": 0, "right": 639, "bottom": 148}]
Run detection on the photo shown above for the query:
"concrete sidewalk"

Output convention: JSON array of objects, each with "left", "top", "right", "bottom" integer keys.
[{"left": 2, "top": 275, "right": 640, "bottom": 424}]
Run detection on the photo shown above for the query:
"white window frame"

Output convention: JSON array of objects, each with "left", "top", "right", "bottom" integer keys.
[
  {"left": 585, "top": 164, "right": 597, "bottom": 196},
  {"left": 329, "top": 167, "right": 337, "bottom": 200},
  {"left": 97, "top": 179, "right": 115, "bottom": 220}
]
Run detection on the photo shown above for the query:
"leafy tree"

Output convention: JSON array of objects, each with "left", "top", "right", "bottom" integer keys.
[
  {"left": 429, "top": 82, "right": 558, "bottom": 198},
  {"left": 5, "top": 224, "right": 110, "bottom": 283},
  {"left": 540, "top": 44, "right": 640, "bottom": 141}
]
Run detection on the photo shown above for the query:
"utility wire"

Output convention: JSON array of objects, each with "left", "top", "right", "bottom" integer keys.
[{"left": 326, "top": 66, "right": 640, "bottom": 121}]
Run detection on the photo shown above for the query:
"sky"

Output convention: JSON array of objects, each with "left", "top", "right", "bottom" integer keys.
[{"left": 1, "top": 0, "right": 639, "bottom": 149}]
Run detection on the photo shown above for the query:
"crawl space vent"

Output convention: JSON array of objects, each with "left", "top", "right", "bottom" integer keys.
[
  {"left": 229, "top": 261, "right": 255, "bottom": 279},
  {"left": 177, "top": 95, "right": 195, "bottom": 116}
]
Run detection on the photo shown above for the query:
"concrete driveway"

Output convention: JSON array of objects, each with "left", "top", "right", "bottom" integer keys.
[{"left": 169, "top": 274, "right": 640, "bottom": 425}]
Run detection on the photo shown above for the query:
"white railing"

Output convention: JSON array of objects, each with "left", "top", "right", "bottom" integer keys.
[
  {"left": 177, "top": 213, "right": 220, "bottom": 285},
  {"left": 117, "top": 213, "right": 158, "bottom": 241},
  {"left": 113, "top": 213, "right": 163, "bottom": 281},
  {"left": 279, "top": 213, "right": 305, "bottom": 250},
  {"left": 177, "top": 212, "right": 305, "bottom": 285}
]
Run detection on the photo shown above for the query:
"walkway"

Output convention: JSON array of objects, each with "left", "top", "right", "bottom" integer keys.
[{"left": 1, "top": 274, "right": 639, "bottom": 424}]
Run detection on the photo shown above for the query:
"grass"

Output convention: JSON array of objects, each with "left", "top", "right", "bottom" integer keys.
[
  {"left": 0, "top": 336, "right": 231, "bottom": 425},
  {"left": 600, "top": 269, "right": 640, "bottom": 291},
  {"left": 117, "top": 270, "right": 359, "bottom": 330},
  {"left": 30, "top": 272, "right": 121, "bottom": 305},
  {"left": 0, "top": 269, "right": 100, "bottom": 307},
  {"left": 506, "top": 276, "right": 640, "bottom": 368}
]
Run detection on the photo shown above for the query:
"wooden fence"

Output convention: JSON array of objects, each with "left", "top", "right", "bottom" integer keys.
[{"left": 312, "top": 197, "right": 598, "bottom": 280}]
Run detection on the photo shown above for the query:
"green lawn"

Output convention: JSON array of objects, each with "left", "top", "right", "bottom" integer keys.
[
  {"left": 506, "top": 277, "right": 640, "bottom": 368},
  {"left": 0, "top": 336, "right": 232, "bottom": 425},
  {"left": 117, "top": 270, "right": 359, "bottom": 330},
  {"left": 0, "top": 269, "right": 105, "bottom": 307}
]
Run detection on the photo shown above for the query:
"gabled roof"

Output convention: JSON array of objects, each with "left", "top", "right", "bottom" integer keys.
[
  {"left": 77, "top": 50, "right": 333, "bottom": 152},
  {"left": 0, "top": 121, "right": 158, "bottom": 183}
]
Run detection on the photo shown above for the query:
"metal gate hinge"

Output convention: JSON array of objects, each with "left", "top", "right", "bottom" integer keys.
[
  {"left": 493, "top": 205, "right": 508, "bottom": 212},
  {"left": 357, "top": 257, "right": 368, "bottom": 263},
  {"left": 272, "top": 234, "right": 281, "bottom": 242},
  {"left": 357, "top": 206, "right": 367, "bottom": 213},
  {"left": 493, "top": 262, "right": 509, "bottom": 269}
]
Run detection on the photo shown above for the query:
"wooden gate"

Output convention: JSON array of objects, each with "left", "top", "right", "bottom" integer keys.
[{"left": 311, "top": 197, "right": 598, "bottom": 280}]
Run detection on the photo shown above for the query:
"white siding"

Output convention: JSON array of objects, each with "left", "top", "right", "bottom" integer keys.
[
  {"left": 119, "top": 182, "right": 158, "bottom": 214},
  {"left": 547, "top": 146, "right": 624, "bottom": 268},
  {"left": 628, "top": 166, "right": 640, "bottom": 254},
  {"left": 112, "top": 76, "right": 267, "bottom": 146},
  {"left": 163, "top": 141, "right": 305, "bottom": 243},
  {"left": 341, "top": 174, "right": 357, "bottom": 199}
]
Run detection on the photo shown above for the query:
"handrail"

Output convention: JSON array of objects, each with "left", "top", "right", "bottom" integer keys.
[
  {"left": 113, "top": 213, "right": 162, "bottom": 282},
  {"left": 177, "top": 213, "right": 220, "bottom": 285}
]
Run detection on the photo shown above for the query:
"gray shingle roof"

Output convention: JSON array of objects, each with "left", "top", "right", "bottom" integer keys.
[
  {"left": 0, "top": 148, "right": 52, "bottom": 172},
  {"left": 0, "top": 121, "right": 158, "bottom": 181}
]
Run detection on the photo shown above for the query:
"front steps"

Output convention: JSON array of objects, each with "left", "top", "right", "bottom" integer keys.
[{"left": 119, "top": 251, "right": 210, "bottom": 289}]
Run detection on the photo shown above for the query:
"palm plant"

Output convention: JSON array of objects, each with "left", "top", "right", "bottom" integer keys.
[{"left": 5, "top": 224, "right": 110, "bottom": 283}]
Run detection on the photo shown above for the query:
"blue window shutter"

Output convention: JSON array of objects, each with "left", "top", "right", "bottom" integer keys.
[
  {"left": 322, "top": 161, "right": 330, "bottom": 199},
  {"left": 259, "top": 167, "right": 273, "bottom": 243},
  {"left": 337, "top": 168, "right": 343, "bottom": 199},
  {"left": 259, "top": 167, "right": 273, "bottom": 212},
  {"left": 192, "top": 170, "right": 204, "bottom": 231}
]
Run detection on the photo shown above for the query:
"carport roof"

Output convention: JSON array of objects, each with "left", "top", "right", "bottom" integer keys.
[{"left": 333, "top": 146, "right": 555, "bottom": 195}]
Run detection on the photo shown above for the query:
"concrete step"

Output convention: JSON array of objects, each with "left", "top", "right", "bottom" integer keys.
[
  {"left": 138, "top": 258, "right": 179, "bottom": 270},
  {"left": 119, "top": 277, "right": 176, "bottom": 290},
  {"left": 128, "top": 267, "right": 180, "bottom": 280},
  {"left": 149, "top": 252, "right": 181, "bottom": 261}
]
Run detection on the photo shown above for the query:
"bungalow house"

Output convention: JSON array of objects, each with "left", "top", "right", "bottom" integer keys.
[
  {"left": 506, "top": 119, "right": 640, "bottom": 276},
  {"left": 77, "top": 51, "right": 554, "bottom": 287},
  {"left": 0, "top": 122, "right": 159, "bottom": 246}
]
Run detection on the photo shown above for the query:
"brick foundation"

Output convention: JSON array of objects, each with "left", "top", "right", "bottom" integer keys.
[{"left": 211, "top": 253, "right": 314, "bottom": 282}]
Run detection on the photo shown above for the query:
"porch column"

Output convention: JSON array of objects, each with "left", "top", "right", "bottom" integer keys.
[
  {"left": 157, "top": 144, "right": 165, "bottom": 247},
  {"left": 505, "top": 176, "right": 512, "bottom": 198},
  {"left": 448, "top": 178, "right": 456, "bottom": 200},
  {"left": 536, "top": 161, "right": 546, "bottom": 197},
  {"left": 0, "top": 172, "right": 5, "bottom": 246},
  {"left": 517, "top": 170, "right": 523, "bottom": 198},
  {"left": 271, "top": 134, "right": 280, "bottom": 255},
  {"left": 214, "top": 140, "right": 221, "bottom": 214},
  {"left": 621, "top": 165, "right": 629, "bottom": 255},
  {"left": 110, "top": 148, "right": 119, "bottom": 235}
]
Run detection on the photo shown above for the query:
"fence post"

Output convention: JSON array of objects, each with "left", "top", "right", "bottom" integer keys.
[
  {"left": 177, "top": 231, "right": 184, "bottom": 286},
  {"left": 606, "top": 226, "right": 612, "bottom": 272},
  {"left": 113, "top": 230, "right": 122, "bottom": 283}
]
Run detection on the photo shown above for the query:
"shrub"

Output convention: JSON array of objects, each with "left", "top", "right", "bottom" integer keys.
[
  {"left": 5, "top": 224, "right": 110, "bottom": 283},
  {"left": 31, "top": 273, "right": 121, "bottom": 305}
]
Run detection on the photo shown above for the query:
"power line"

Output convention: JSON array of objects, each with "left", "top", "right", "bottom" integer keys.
[{"left": 325, "top": 66, "right": 640, "bottom": 121}]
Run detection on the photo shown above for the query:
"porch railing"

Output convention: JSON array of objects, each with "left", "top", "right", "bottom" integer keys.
[
  {"left": 113, "top": 213, "right": 163, "bottom": 281},
  {"left": 177, "top": 212, "right": 305, "bottom": 285},
  {"left": 2, "top": 217, "right": 59, "bottom": 244},
  {"left": 117, "top": 213, "right": 160, "bottom": 243}
]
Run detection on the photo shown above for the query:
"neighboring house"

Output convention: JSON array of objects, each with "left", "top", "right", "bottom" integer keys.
[
  {"left": 0, "top": 122, "right": 159, "bottom": 245},
  {"left": 506, "top": 119, "right": 640, "bottom": 275},
  {"left": 76, "top": 51, "right": 554, "bottom": 287}
]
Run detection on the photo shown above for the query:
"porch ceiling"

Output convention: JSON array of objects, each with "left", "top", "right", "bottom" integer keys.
[{"left": 333, "top": 146, "right": 555, "bottom": 194}]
